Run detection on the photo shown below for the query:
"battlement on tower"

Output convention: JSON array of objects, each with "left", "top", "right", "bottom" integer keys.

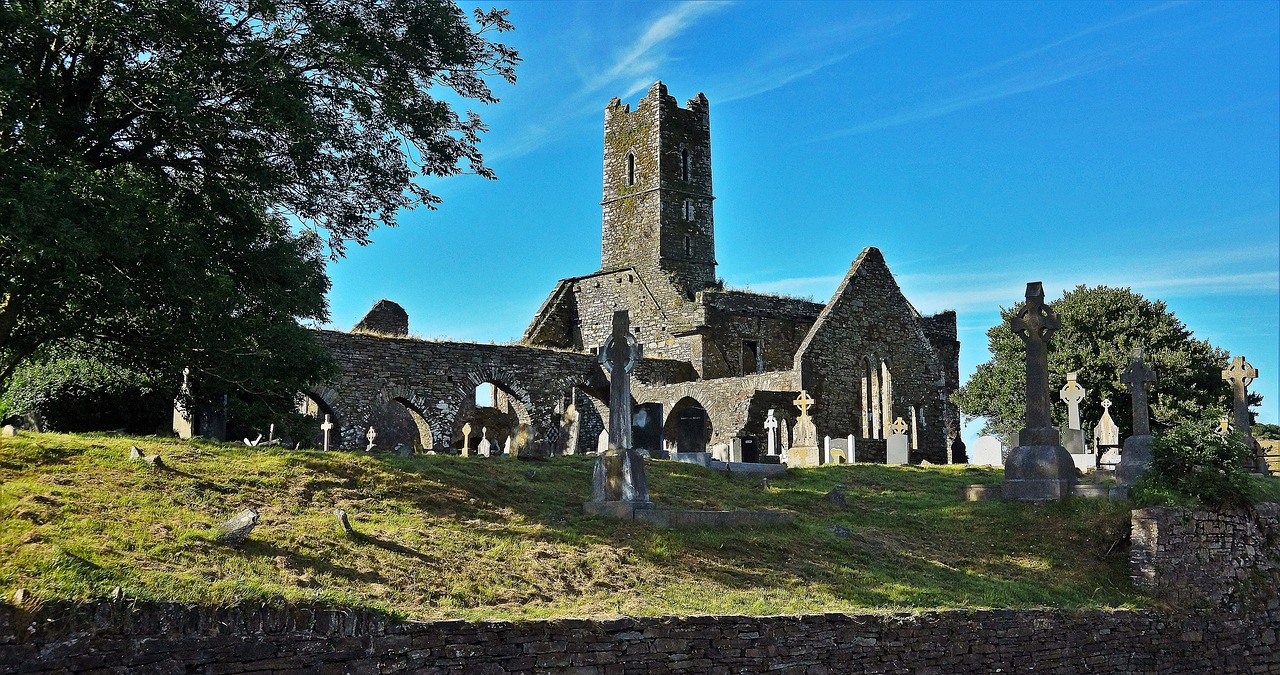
[{"left": 605, "top": 82, "right": 708, "bottom": 121}]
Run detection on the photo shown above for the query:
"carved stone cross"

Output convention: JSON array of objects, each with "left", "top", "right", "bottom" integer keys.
[
  {"left": 365, "top": 426, "right": 377, "bottom": 452},
  {"left": 764, "top": 409, "right": 779, "bottom": 456},
  {"left": 462, "top": 422, "right": 473, "bottom": 455},
  {"left": 601, "top": 310, "right": 638, "bottom": 453},
  {"left": 1120, "top": 348, "right": 1157, "bottom": 437},
  {"left": 1222, "top": 355, "right": 1258, "bottom": 436},
  {"left": 793, "top": 391, "right": 815, "bottom": 420},
  {"left": 1059, "top": 372, "right": 1086, "bottom": 431},
  {"left": 889, "top": 417, "right": 909, "bottom": 436},
  {"left": 321, "top": 414, "right": 334, "bottom": 452},
  {"left": 1010, "top": 282, "right": 1061, "bottom": 444}
]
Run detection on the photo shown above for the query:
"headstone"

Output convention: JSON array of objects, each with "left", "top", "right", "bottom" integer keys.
[
  {"left": 334, "top": 508, "right": 354, "bottom": 535},
  {"left": 785, "top": 390, "right": 821, "bottom": 468},
  {"left": 477, "top": 426, "right": 493, "bottom": 457},
  {"left": 597, "top": 429, "right": 609, "bottom": 454},
  {"left": 1059, "top": 372, "right": 1088, "bottom": 457},
  {"left": 781, "top": 419, "right": 791, "bottom": 451},
  {"left": 129, "top": 445, "right": 144, "bottom": 460},
  {"left": 828, "top": 437, "right": 851, "bottom": 464},
  {"left": 321, "top": 415, "right": 334, "bottom": 452},
  {"left": 244, "top": 433, "right": 263, "bottom": 447},
  {"left": 631, "top": 402, "right": 663, "bottom": 458},
  {"left": 710, "top": 443, "right": 729, "bottom": 462},
  {"left": 589, "top": 310, "right": 651, "bottom": 508},
  {"left": 461, "top": 422, "right": 473, "bottom": 457},
  {"left": 215, "top": 508, "right": 259, "bottom": 546},
  {"left": 1003, "top": 282, "right": 1075, "bottom": 501},
  {"left": 1222, "top": 355, "right": 1266, "bottom": 473},
  {"left": 172, "top": 367, "right": 195, "bottom": 439},
  {"left": 729, "top": 437, "right": 744, "bottom": 463},
  {"left": 503, "top": 436, "right": 514, "bottom": 456},
  {"left": 764, "top": 409, "right": 779, "bottom": 456},
  {"left": 1094, "top": 399, "right": 1120, "bottom": 449},
  {"left": 144, "top": 454, "right": 164, "bottom": 468},
  {"left": 511, "top": 422, "right": 546, "bottom": 459},
  {"left": 972, "top": 436, "right": 1002, "bottom": 467},
  {"left": 945, "top": 423, "right": 956, "bottom": 464},
  {"left": 364, "top": 426, "right": 377, "bottom": 452},
  {"left": 562, "top": 403, "right": 580, "bottom": 455},
  {"left": 267, "top": 424, "right": 275, "bottom": 444},
  {"left": 1116, "top": 348, "right": 1157, "bottom": 484},
  {"left": 847, "top": 434, "right": 856, "bottom": 463},
  {"left": 886, "top": 417, "right": 910, "bottom": 465},
  {"left": 394, "top": 443, "right": 412, "bottom": 458},
  {"left": 0, "top": 425, "right": 14, "bottom": 437}
]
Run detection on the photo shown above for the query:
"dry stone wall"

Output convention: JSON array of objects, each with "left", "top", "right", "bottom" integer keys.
[
  {"left": 4, "top": 601, "right": 1277, "bottom": 674},
  {"left": 1131, "top": 502, "right": 1280, "bottom": 611}
]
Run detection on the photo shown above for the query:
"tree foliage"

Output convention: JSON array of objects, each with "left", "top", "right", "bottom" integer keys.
[
  {"left": 952, "top": 285, "right": 1245, "bottom": 441},
  {"left": 0, "top": 0, "right": 517, "bottom": 414},
  {"left": 1130, "top": 415, "right": 1255, "bottom": 509}
]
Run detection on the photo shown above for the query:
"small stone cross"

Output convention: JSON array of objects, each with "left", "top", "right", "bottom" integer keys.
[
  {"left": 1059, "top": 372, "right": 1086, "bottom": 431},
  {"left": 1010, "top": 282, "right": 1061, "bottom": 433},
  {"left": 889, "top": 417, "right": 909, "bottom": 436},
  {"left": 1222, "top": 355, "right": 1258, "bottom": 436},
  {"left": 1119, "top": 348, "right": 1157, "bottom": 437},
  {"left": 462, "top": 422, "right": 473, "bottom": 454},
  {"left": 764, "top": 409, "right": 779, "bottom": 456},
  {"left": 793, "top": 391, "right": 815, "bottom": 420},
  {"left": 321, "top": 414, "right": 334, "bottom": 452},
  {"left": 365, "top": 426, "right": 377, "bottom": 452}
]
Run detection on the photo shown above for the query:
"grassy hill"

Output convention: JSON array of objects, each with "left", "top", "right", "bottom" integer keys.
[{"left": 1, "top": 432, "right": 1144, "bottom": 620}]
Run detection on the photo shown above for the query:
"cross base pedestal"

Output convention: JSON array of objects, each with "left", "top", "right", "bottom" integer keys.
[
  {"left": 1003, "top": 444, "right": 1076, "bottom": 501},
  {"left": 1116, "top": 435, "right": 1153, "bottom": 485}
]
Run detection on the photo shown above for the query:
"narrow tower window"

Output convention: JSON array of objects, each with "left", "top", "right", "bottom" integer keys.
[
  {"left": 684, "top": 235, "right": 693, "bottom": 258},
  {"left": 681, "top": 148, "right": 690, "bottom": 181},
  {"left": 625, "top": 152, "right": 635, "bottom": 186},
  {"left": 682, "top": 199, "right": 694, "bottom": 221}
]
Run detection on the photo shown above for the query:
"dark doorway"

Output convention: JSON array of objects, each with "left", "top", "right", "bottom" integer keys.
[
  {"left": 665, "top": 397, "right": 711, "bottom": 454},
  {"left": 632, "top": 402, "right": 664, "bottom": 457}
]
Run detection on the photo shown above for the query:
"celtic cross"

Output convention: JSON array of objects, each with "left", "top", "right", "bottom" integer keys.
[
  {"left": 1059, "top": 372, "right": 1086, "bottom": 431},
  {"left": 1010, "top": 282, "right": 1061, "bottom": 442},
  {"left": 1119, "top": 348, "right": 1157, "bottom": 437},
  {"left": 1222, "top": 356, "right": 1258, "bottom": 436}
]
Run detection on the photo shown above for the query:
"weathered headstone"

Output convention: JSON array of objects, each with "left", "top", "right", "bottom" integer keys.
[
  {"left": 945, "top": 423, "right": 957, "bottom": 464},
  {"left": 1059, "top": 372, "right": 1087, "bottom": 454},
  {"left": 1094, "top": 398, "right": 1120, "bottom": 449},
  {"left": 461, "top": 422, "right": 473, "bottom": 457},
  {"left": 364, "top": 426, "right": 377, "bottom": 452},
  {"left": 886, "top": 417, "right": 910, "bottom": 465},
  {"left": 129, "top": 445, "right": 144, "bottom": 460},
  {"left": 0, "top": 425, "right": 15, "bottom": 438},
  {"left": 588, "top": 311, "right": 652, "bottom": 510},
  {"left": 477, "top": 426, "right": 493, "bottom": 457},
  {"left": 1222, "top": 355, "right": 1266, "bottom": 473},
  {"left": 334, "top": 508, "right": 354, "bottom": 535},
  {"left": 828, "top": 437, "right": 852, "bottom": 464},
  {"left": 562, "top": 402, "right": 580, "bottom": 456},
  {"left": 1003, "top": 282, "right": 1076, "bottom": 501},
  {"left": 596, "top": 429, "right": 609, "bottom": 454},
  {"left": 172, "top": 367, "right": 195, "bottom": 439},
  {"left": 394, "top": 443, "right": 413, "bottom": 458},
  {"left": 321, "top": 415, "right": 334, "bottom": 452},
  {"left": 728, "top": 437, "right": 744, "bottom": 463},
  {"left": 1116, "top": 348, "right": 1157, "bottom": 485},
  {"left": 972, "top": 435, "right": 1002, "bottom": 466},
  {"left": 631, "top": 402, "right": 663, "bottom": 458},
  {"left": 215, "top": 508, "right": 259, "bottom": 546},
  {"left": 764, "top": 409, "right": 779, "bottom": 456},
  {"left": 785, "top": 390, "right": 821, "bottom": 468}
]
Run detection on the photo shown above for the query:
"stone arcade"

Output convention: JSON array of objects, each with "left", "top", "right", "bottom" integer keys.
[{"left": 298, "top": 83, "right": 960, "bottom": 462}]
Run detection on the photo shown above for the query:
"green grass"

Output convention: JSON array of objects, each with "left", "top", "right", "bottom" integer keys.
[{"left": 1, "top": 432, "right": 1146, "bottom": 620}]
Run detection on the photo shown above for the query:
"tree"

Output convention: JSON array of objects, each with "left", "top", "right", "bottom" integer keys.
[
  {"left": 952, "top": 285, "right": 1249, "bottom": 442},
  {"left": 0, "top": 0, "right": 518, "bottom": 412}
]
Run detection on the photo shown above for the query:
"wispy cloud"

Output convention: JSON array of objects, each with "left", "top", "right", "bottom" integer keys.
[
  {"left": 815, "top": 2, "right": 1185, "bottom": 140},
  {"left": 584, "top": 2, "right": 729, "bottom": 97}
]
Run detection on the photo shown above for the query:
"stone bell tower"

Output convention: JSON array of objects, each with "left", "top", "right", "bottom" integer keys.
[{"left": 601, "top": 81, "right": 716, "bottom": 298}]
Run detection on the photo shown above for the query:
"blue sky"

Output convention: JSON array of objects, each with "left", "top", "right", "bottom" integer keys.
[{"left": 323, "top": 1, "right": 1280, "bottom": 443}]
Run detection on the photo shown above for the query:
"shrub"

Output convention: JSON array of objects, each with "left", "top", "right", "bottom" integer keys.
[{"left": 1131, "top": 417, "right": 1254, "bottom": 508}]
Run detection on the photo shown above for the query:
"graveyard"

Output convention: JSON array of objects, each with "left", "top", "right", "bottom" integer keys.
[{"left": 0, "top": 430, "right": 1174, "bottom": 621}]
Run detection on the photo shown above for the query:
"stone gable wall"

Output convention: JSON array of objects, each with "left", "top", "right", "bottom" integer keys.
[
  {"left": 4, "top": 602, "right": 1277, "bottom": 674},
  {"left": 1130, "top": 502, "right": 1280, "bottom": 611},
  {"left": 796, "top": 248, "right": 958, "bottom": 462}
]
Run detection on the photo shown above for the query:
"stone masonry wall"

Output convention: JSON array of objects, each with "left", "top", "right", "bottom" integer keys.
[
  {"left": 634, "top": 370, "right": 800, "bottom": 447},
  {"left": 1130, "top": 502, "right": 1280, "bottom": 611},
  {"left": 797, "top": 247, "right": 958, "bottom": 462},
  {"left": 4, "top": 601, "right": 1278, "bottom": 674},
  {"left": 695, "top": 290, "right": 823, "bottom": 379}
]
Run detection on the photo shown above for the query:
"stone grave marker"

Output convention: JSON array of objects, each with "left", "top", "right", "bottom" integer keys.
[
  {"left": 461, "top": 422, "right": 473, "bottom": 457},
  {"left": 828, "top": 436, "right": 853, "bottom": 464},
  {"left": 765, "top": 409, "right": 779, "bottom": 456},
  {"left": 1223, "top": 355, "right": 1266, "bottom": 473},
  {"left": 1117, "top": 348, "right": 1157, "bottom": 484},
  {"left": 215, "top": 508, "right": 259, "bottom": 546},
  {"left": 364, "top": 426, "right": 377, "bottom": 452},
  {"left": 1003, "top": 282, "right": 1075, "bottom": 501},
  {"left": 129, "top": 445, "right": 144, "bottom": 460},
  {"left": 597, "top": 429, "right": 609, "bottom": 454},
  {"left": 563, "top": 402, "right": 580, "bottom": 456},
  {"left": 886, "top": 417, "right": 910, "bottom": 465},
  {"left": 972, "top": 435, "right": 1002, "bottom": 466},
  {"left": 1094, "top": 398, "right": 1120, "bottom": 450},
  {"left": 1059, "top": 371, "right": 1093, "bottom": 471},
  {"left": 334, "top": 508, "right": 354, "bottom": 535},
  {"left": 588, "top": 310, "right": 652, "bottom": 509},
  {"left": 477, "top": 427, "right": 493, "bottom": 457},
  {"left": 0, "top": 425, "right": 15, "bottom": 437},
  {"left": 321, "top": 415, "right": 334, "bottom": 452},
  {"left": 785, "top": 390, "right": 821, "bottom": 468}
]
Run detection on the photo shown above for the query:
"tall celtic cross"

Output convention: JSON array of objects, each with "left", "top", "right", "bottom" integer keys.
[
  {"left": 1059, "top": 372, "right": 1086, "bottom": 431},
  {"left": 1010, "top": 282, "right": 1061, "bottom": 441},
  {"left": 600, "top": 310, "right": 638, "bottom": 453},
  {"left": 764, "top": 409, "right": 779, "bottom": 456},
  {"left": 1222, "top": 356, "right": 1258, "bottom": 436},
  {"left": 1119, "top": 348, "right": 1157, "bottom": 437},
  {"left": 889, "top": 417, "right": 909, "bottom": 436}
]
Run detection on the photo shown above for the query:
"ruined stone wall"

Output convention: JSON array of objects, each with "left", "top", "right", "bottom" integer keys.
[
  {"left": 634, "top": 370, "right": 800, "bottom": 446},
  {"left": 5, "top": 601, "right": 1277, "bottom": 674},
  {"left": 311, "top": 331, "right": 606, "bottom": 452},
  {"left": 796, "top": 247, "right": 955, "bottom": 462},
  {"left": 695, "top": 290, "right": 822, "bottom": 379},
  {"left": 1130, "top": 503, "right": 1280, "bottom": 611}
]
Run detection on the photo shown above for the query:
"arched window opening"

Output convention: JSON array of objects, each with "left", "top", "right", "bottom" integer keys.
[
  {"left": 683, "top": 235, "right": 693, "bottom": 258},
  {"left": 681, "top": 147, "right": 690, "bottom": 181},
  {"left": 682, "top": 199, "right": 694, "bottom": 221},
  {"left": 625, "top": 152, "right": 635, "bottom": 186}
]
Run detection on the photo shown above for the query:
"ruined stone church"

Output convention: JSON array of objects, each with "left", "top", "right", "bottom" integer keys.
[{"left": 307, "top": 82, "right": 960, "bottom": 463}]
